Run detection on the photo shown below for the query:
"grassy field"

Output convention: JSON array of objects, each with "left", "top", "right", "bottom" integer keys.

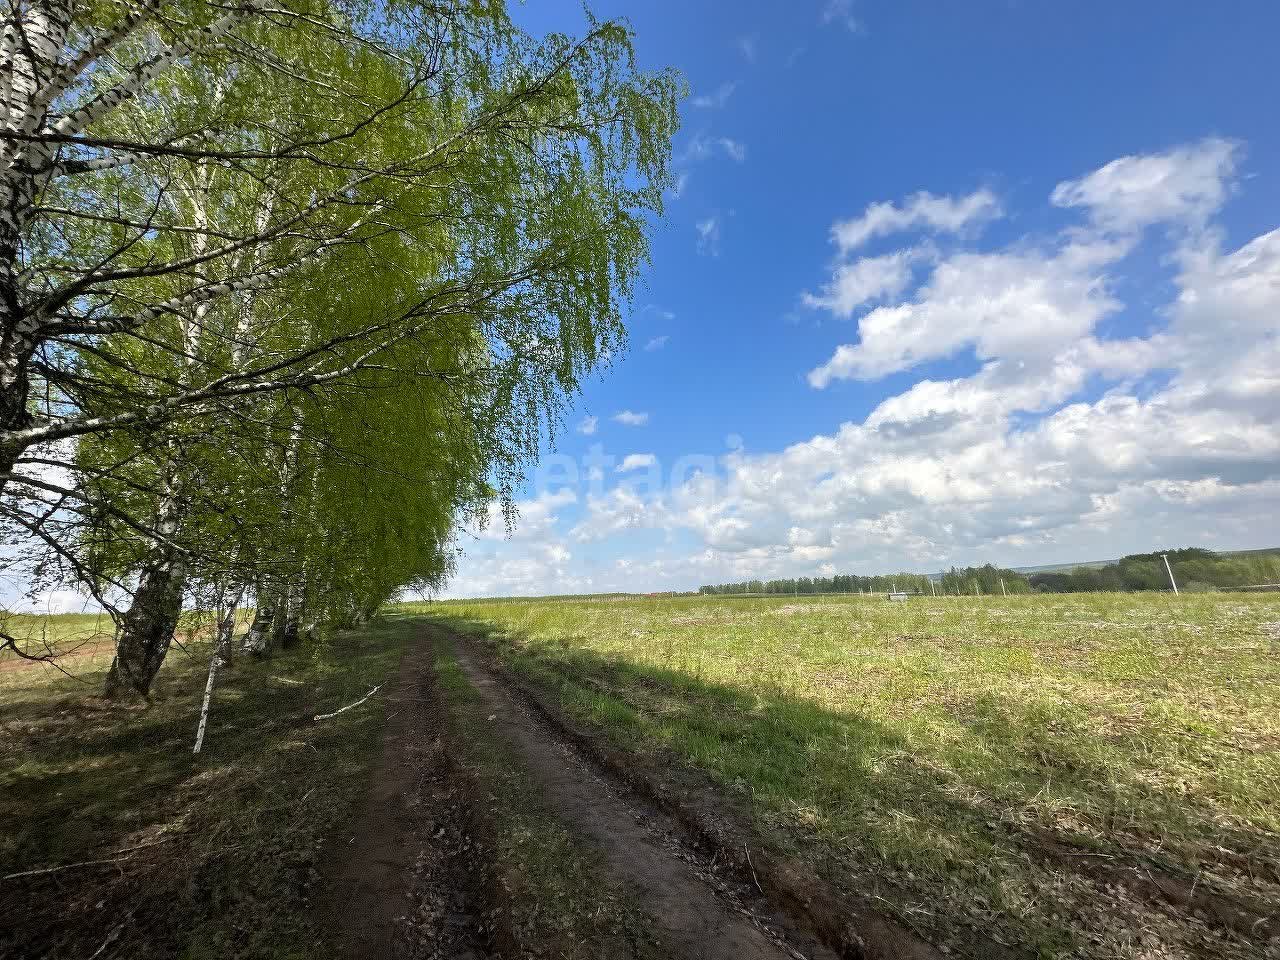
[
  {"left": 0, "top": 610, "right": 117, "bottom": 674},
  {"left": 0, "top": 608, "right": 255, "bottom": 681},
  {"left": 418, "top": 592, "right": 1280, "bottom": 959},
  {"left": 0, "top": 612, "right": 408, "bottom": 960}
]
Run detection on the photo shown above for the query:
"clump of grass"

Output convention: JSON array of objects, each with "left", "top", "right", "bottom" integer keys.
[
  {"left": 0, "top": 616, "right": 409, "bottom": 960},
  {"left": 434, "top": 650, "right": 661, "bottom": 959},
  {"left": 412, "top": 593, "right": 1280, "bottom": 959}
]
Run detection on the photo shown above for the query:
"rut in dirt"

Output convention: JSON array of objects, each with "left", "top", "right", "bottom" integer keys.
[
  {"left": 442, "top": 628, "right": 839, "bottom": 960},
  {"left": 322, "top": 623, "right": 839, "bottom": 960},
  {"left": 321, "top": 634, "right": 486, "bottom": 960}
]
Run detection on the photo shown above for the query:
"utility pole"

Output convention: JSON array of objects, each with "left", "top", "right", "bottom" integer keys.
[{"left": 1162, "top": 553, "right": 1179, "bottom": 595}]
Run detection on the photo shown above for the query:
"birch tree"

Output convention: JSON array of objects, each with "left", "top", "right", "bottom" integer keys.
[
  {"left": 1, "top": 0, "right": 678, "bottom": 503},
  {"left": 0, "top": 0, "right": 679, "bottom": 679}
]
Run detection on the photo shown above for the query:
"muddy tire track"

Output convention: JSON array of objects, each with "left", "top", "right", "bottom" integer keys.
[
  {"left": 442, "top": 627, "right": 839, "bottom": 960},
  {"left": 445, "top": 629, "right": 950, "bottom": 960},
  {"left": 321, "top": 634, "right": 489, "bottom": 960}
]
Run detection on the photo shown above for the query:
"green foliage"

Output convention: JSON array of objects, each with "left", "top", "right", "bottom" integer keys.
[
  {"left": 57, "top": 1, "right": 681, "bottom": 630},
  {"left": 1029, "top": 547, "right": 1280, "bottom": 593},
  {"left": 698, "top": 565, "right": 1031, "bottom": 596},
  {"left": 936, "top": 563, "right": 1032, "bottom": 595}
]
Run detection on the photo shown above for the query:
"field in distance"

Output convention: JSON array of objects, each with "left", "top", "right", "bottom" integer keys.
[{"left": 415, "top": 592, "right": 1280, "bottom": 959}]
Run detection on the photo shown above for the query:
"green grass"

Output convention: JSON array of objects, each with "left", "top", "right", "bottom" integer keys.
[
  {"left": 0, "top": 614, "right": 409, "bottom": 960},
  {"left": 411, "top": 592, "right": 1280, "bottom": 959},
  {"left": 0, "top": 610, "right": 117, "bottom": 675},
  {"left": 0, "top": 608, "right": 256, "bottom": 683},
  {"left": 434, "top": 644, "right": 661, "bottom": 958}
]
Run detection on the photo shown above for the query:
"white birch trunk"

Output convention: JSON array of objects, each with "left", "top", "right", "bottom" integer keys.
[
  {"left": 193, "top": 588, "right": 241, "bottom": 754},
  {"left": 0, "top": 0, "right": 73, "bottom": 470},
  {"left": 242, "top": 589, "right": 278, "bottom": 655},
  {"left": 192, "top": 649, "right": 222, "bottom": 754}
]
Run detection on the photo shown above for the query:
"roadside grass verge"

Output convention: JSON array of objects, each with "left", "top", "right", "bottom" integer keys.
[
  {"left": 410, "top": 594, "right": 1280, "bottom": 959},
  {"left": 0, "top": 615, "right": 409, "bottom": 960},
  {"left": 433, "top": 640, "right": 663, "bottom": 959}
]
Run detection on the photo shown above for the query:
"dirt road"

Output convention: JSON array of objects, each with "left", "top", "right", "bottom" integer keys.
[{"left": 323, "top": 621, "right": 843, "bottom": 959}]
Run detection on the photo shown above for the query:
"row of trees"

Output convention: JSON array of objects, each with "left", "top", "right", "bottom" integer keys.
[
  {"left": 1, "top": 1, "right": 679, "bottom": 697},
  {"left": 698, "top": 566, "right": 1033, "bottom": 597},
  {"left": 937, "top": 564, "right": 1032, "bottom": 595},
  {"left": 700, "top": 549, "right": 1279, "bottom": 599},
  {"left": 1028, "top": 548, "right": 1280, "bottom": 593},
  {"left": 699, "top": 572, "right": 940, "bottom": 595}
]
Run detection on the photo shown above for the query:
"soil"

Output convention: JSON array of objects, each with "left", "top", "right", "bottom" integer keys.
[
  {"left": 447, "top": 630, "right": 834, "bottom": 960},
  {"left": 441, "top": 627, "right": 1280, "bottom": 959},
  {"left": 319, "top": 630, "right": 486, "bottom": 960},
  {"left": 322, "top": 621, "right": 858, "bottom": 960},
  {"left": 328, "top": 619, "right": 1237, "bottom": 958},
  {"left": 474, "top": 640, "right": 1280, "bottom": 957}
]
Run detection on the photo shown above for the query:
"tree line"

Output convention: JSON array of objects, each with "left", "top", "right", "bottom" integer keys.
[
  {"left": 698, "top": 565, "right": 1032, "bottom": 596},
  {"left": 699, "top": 548, "right": 1280, "bottom": 598},
  {"left": 1, "top": 0, "right": 680, "bottom": 699},
  {"left": 1028, "top": 548, "right": 1280, "bottom": 593}
]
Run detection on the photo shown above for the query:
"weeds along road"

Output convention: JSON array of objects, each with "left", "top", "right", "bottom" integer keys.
[{"left": 325, "top": 619, "right": 866, "bottom": 960}]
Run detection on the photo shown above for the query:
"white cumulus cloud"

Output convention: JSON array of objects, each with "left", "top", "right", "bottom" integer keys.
[
  {"left": 443, "top": 138, "right": 1280, "bottom": 597},
  {"left": 613, "top": 410, "right": 650, "bottom": 427},
  {"left": 832, "top": 188, "right": 1000, "bottom": 253},
  {"left": 802, "top": 248, "right": 921, "bottom": 318},
  {"left": 617, "top": 453, "right": 658, "bottom": 473},
  {"left": 1050, "top": 137, "right": 1238, "bottom": 234}
]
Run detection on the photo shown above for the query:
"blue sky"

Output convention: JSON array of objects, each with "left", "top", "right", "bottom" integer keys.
[{"left": 442, "top": 0, "right": 1280, "bottom": 597}]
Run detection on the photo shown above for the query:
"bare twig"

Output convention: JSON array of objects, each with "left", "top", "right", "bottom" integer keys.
[
  {"left": 313, "top": 683, "right": 382, "bottom": 721},
  {"left": 744, "top": 845, "right": 763, "bottom": 894},
  {"left": 0, "top": 837, "right": 173, "bottom": 881}
]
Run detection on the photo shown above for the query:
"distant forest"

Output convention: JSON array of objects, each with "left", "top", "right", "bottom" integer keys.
[
  {"left": 698, "top": 548, "right": 1280, "bottom": 596},
  {"left": 698, "top": 564, "right": 1029, "bottom": 596},
  {"left": 1027, "top": 548, "right": 1280, "bottom": 593}
]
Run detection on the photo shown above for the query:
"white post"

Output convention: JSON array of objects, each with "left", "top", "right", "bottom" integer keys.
[
  {"left": 1000, "top": 578, "right": 1007, "bottom": 597},
  {"left": 929, "top": 580, "right": 936, "bottom": 596},
  {"left": 1162, "top": 553, "right": 1179, "bottom": 595}
]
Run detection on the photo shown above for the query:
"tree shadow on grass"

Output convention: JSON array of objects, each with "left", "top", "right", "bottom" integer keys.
[
  {"left": 428, "top": 612, "right": 1275, "bottom": 959},
  {"left": 0, "top": 619, "right": 412, "bottom": 960}
]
